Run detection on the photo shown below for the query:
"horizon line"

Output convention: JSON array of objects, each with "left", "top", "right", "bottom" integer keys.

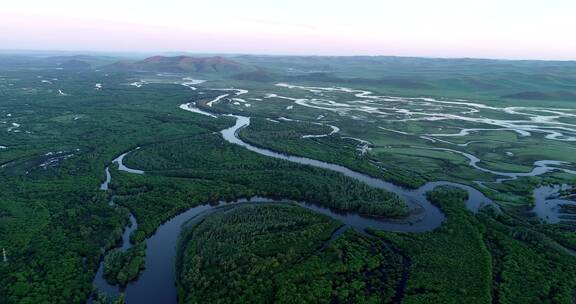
[{"left": 1, "top": 48, "right": 575, "bottom": 63}]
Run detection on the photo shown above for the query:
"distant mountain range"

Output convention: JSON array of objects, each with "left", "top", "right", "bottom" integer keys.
[
  {"left": 108, "top": 56, "right": 253, "bottom": 74},
  {"left": 58, "top": 59, "right": 92, "bottom": 70}
]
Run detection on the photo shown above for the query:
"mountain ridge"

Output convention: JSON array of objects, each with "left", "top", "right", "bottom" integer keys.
[{"left": 108, "top": 55, "right": 252, "bottom": 73}]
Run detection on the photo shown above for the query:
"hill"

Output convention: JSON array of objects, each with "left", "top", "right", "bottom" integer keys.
[
  {"left": 58, "top": 59, "right": 92, "bottom": 70},
  {"left": 108, "top": 56, "right": 252, "bottom": 74}
]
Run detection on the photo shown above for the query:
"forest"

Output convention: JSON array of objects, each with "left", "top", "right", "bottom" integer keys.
[
  {"left": 117, "top": 131, "right": 408, "bottom": 236},
  {"left": 377, "top": 187, "right": 576, "bottom": 303},
  {"left": 103, "top": 243, "right": 146, "bottom": 286},
  {"left": 239, "top": 117, "right": 427, "bottom": 188},
  {"left": 177, "top": 204, "right": 405, "bottom": 303},
  {"left": 0, "top": 54, "right": 575, "bottom": 304}
]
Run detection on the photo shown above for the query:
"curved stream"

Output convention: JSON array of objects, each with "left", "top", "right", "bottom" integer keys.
[
  {"left": 222, "top": 114, "right": 495, "bottom": 227},
  {"left": 90, "top": 167, "right": 139, "bottom": 302},
  {"left": 411, "top": 147, "right": 576, "bottom": 185},
  {"left": 112, "top": 148, "right": 144, "bottom": 175},
  {"left": 91, "top": 90, "right": 574, "bottom": 303},
  {"left": 91, "top": 116, "right": 495, "bottom": 303}
]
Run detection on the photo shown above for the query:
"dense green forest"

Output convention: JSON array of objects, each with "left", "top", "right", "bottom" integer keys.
[
  {"left": 174, "top": 187, "right": 576, "bottom": 303},
  {"left": 103, "top": 243, "right": 146, "bottom": 286},
  {"left": 0, "top": 69, "right": 232, "bottom": 302},
  {"left": 0, "top": 54, "right": 575, "bottom": 303},
  {"left": 0, "top": 175, "right": 126, "bottom": 303},
  {"left": 376, "top": 188, "right": 493, "bottom": 303},
  {"left": 377, "top": 187, "right": 576, "bottom": 303},
  {"left": 119, "top": 132, "right": 408, "bottom": 231},
  {"left": 177, "top": 204, "right": 405, "bottom": 303},
  {"left": 91, "top": 291, "right": 126, "bottom": 304}
]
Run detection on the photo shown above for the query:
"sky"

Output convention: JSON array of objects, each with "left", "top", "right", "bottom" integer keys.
[{"left": 1, "top": 0, "right": 575, "bottom": 60}]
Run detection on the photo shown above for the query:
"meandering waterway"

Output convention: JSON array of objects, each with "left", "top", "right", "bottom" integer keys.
[{"left": 90, "top": 88, "right": 575, "bottom": 303}]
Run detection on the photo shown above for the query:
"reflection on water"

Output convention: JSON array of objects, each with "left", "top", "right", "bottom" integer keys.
[{"left": 533, "top": 184, "right": 576, "bottom": 224}]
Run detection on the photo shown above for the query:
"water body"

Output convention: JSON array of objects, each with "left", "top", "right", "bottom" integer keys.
[
  {"left": 532, "top": 184, "right": 576, "bottom": 224},
  {"left": 94, "top": 192, "right": 441, "bottom": 303},
  {"left": 179, "top": 102, "right": 217, "bottom": 118},
  {"left": 221, "top": 114, "right": 576, "bottom": 227},
  {"left": 277, "top": 116, "right": 340, "bottom": 139},
  {"left": 412, "top": 147, "right": 576, "bottom": 184},
  {"left": 91, "top": 115, "right": 495, "bottom": 303},
  {"left": 179, "top": 77, "right": 206, "bottom": 91},
  {"left": 112, "top": 148, "right": 144, "bottom": 174},
  {"left": 100, "top": 167, "right": 111, "bottom": 191},
  {"left": 341, "top": 137, "right": 373, "bottom": 155},
  {"left": 91, "top": 166, "right": 139, "bottom": 302},
  {"left": 222, "top": 115, "right": 495, "bottom": 225},
  {"left": 118, "top": 196, "right": 427, "bottom": 304},
  {"left": 92, "top": 89, "right": 575, "bottom": 303},
  {"left": 94, "top": 114, "right": 498, "bottom": 304},
  {"left": 274, "top": 83, "right": 576, "bottom": 142},
  {"left": 205, "top": 94, "right": 229, "bottom": 107},
  {"left": 301, "top": 124, "right": 340, "bottom": 138},
  {"left": 91, "top": 214, "right": 138, "bottom": 299}
]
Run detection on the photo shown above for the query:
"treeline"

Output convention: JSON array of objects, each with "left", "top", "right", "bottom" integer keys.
[
  {"left": 240, "top": 117, "right": 428, "bottom": 188},
  {"left": 91, "top": 290, "right": 125, "bottom": 304},
  {"left": 103, "top": 243, "right": 146, "bottom": 286},
  {"left": 0, "top": 69, "right": 231, "bottom": 303},
  {"left": 479, "top": 209, "right": 576, "bottom": 303},
  {"left": 376, "top": 187, "right": 492, "bottom": 303},
  {"left": 115, "top": 133, "right": 408, "bottom": 240},
  {"left": 177, "top": 204, "right": 339, "bottom": 303},
  {"left": 0, "top": 175, "right": 128, "bottom": 304},
  {"left": 177, "top": 204, "right": 404, "bottom": 303},
  {"left": 376, "top": 186, "right": 576, "bottom": 303}
]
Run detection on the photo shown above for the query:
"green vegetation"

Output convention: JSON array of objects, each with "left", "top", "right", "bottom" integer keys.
[
  {"left": 91, "top": 290, "right": 126, "bottom": 304},
  {"left": 480, "top": 211, "right": 576, "bottom": 303},
  {"left": 0, "top": 175, "right": 127, "bottom": 304},
  {"left": 103, "top": 244, "right": 146, "bottom": 286},
  {"left": 177, "top": 204, "right": 405, "bottom": 303},
  {"left": 1, "top": 53, "right": 575, "bottom": 303},
  {"left": 117, "top": 132, "right": 408, "bottom": 239},
  {"left": 376, "top": 187, "right": 576, "bottom": 303},
  {"left": 376, "top": 187, "right": 492, "bottom": 304},
  {"left": 232, "top": 55, "right": 576, "bottom": 107},
  {"left": 271, "top": 232, "right": 404, "bottom": 304},
  {"left": 235, "top": 105, "right": 576, "bottom": 199},
  {"left": 240, "top": 117, "right": 427, "bottom": 188},
  {"left": 0, "top": 65, "right": 228, "bottom": 303}
]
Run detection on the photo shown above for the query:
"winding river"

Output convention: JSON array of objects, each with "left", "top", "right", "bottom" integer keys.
[
  {"left": 90, "top": 91, "right": 575, "bottom": 303},
  {"left": 92, "top": 114, "right": 496, "bottom": 303},
  {"left": 90, "top": 166, "right": 139, "bottom": 302},
  {"left": 221, "top": 115, "right": 497, "bottom": 223}
]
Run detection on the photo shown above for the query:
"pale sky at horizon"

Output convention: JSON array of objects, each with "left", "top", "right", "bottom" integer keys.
[{"left": 1, "top": 0, "right": 575, "bottom": 60}]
